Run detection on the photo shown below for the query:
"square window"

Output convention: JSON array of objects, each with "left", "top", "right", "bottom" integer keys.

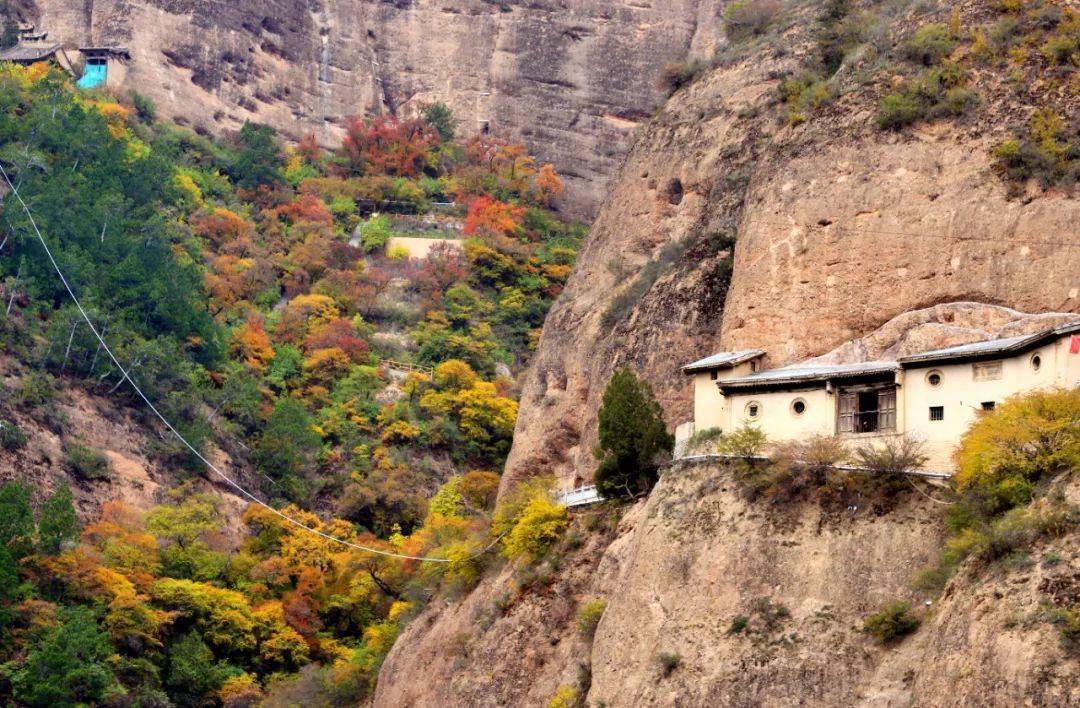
[
  {"left": 981, "top": 401, "right": 995, "bottom": 411},
  {"left": 929, "top": 406, "right": 944, "bottom": 421}
]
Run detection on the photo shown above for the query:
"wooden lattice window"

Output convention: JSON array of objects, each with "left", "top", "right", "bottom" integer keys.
[
  {"left": 837, "top": 392, "right": 856, "bottom": 433},
  {"left": 877, "top": 388, "right": 896, "bottom": 431}
]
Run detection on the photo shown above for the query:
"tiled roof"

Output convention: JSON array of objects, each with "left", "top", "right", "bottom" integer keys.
[
  {"left": 718, "top": 360, "right": 899, "bottom": 389},
  {"left": 681, "top": 349, "right": 765, "bottom": 374},
  {"left": 0, "top": 43, "right": 60, "bottom": 62},
  {"left": 899, "top": 320, "right": 1080, "bottom": 366}
]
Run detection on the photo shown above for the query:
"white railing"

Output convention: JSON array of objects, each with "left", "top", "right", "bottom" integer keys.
[{"left": 555, "top": 484, "right": 604, "bottom": 508}]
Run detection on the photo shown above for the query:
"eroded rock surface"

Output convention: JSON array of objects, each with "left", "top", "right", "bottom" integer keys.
[
  {"left": 502, "top": 8, "right": 1080, "bottom": 491},
  {"left": 30, "top": 0, "right": 730, "bottom": 215}
]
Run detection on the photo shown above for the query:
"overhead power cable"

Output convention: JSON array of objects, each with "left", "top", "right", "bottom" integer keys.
[{"left": 0, "top": 161, "right": 502, "bottom": 564}]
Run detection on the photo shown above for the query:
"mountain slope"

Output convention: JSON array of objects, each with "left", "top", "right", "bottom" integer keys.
[{"left": 27, "top": 0, "right": 732, "bottom": 215}]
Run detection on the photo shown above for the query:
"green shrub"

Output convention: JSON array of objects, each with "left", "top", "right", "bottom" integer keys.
[
  {"left": 130, "top": 90, "right": 157, "bottom": 123},
  {"left": 685, "top": 426, "right": 722, "bottom": 453},
  {"left": 655, "top": 651, "right": 681, "bottom": 677},
  {"left": 877, "top": 90, "right": 925, "bottom": 129},
  {"left": 778, "top": 73, "right": 833, "bottom": 124},
  {"left": 1042, "top": 33, "right": 1079, "bottom": 64},
  {"left": 992, "top": 112, "right": 1078, "bottom": 186},
  {"left": 359, "top": 213, "right": 393, "bottom": 252},
  {"left": 955, "top": 388, "right": 1079, "bottom": 491},
  {"left": 939, "top": 87, "right": 979, "bottom": 116},
  {"left": 15, "top": 371, "right": 58, "bottom": 410},
  {"left": 63, "top": 441, "right": 112, "bottom": 481},
  {"left": 387, "top": 244, "right": 411, "bottom": 261},
  {"left": 0, "top": 419, "right": 27, "bottom": 451},
  {"left": 658, "top": 61, "right": 705, "bottom": 95},
  {"left": 1048, "top": 606, "right": 1080, "bottom": 655},
  {"left": 717, "top": 423, "right": 767, "bottom": 459},
  {"left": 863, "top": 601, "right": 919, "bottom": 643},
  {"left": 728, "top": 614, "right": 749, "bottom": 634},
  {"left": 594, "top": 368, "right": 672, "bottom": 498},
  {"left": 724, "top": 0, "right": 782, "bottom": 42},
  {"left": 853, "top": 435, "right": 928, "bottom": 474},
  {"left": 577, "top": 599, "right": 607, "bottom": 642},
  {"left": 902, "top": 23, "right": 956, "bottom": 65}
]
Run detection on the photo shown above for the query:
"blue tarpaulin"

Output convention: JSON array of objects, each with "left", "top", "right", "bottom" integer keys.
[{"left": 76, "top": 61, "right": 107, "bottom": 89}]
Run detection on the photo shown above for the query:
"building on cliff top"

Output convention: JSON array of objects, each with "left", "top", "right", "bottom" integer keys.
[
  {"left": 0, "top": 41, "right": 74, "bottom": 73},
  {"left": 676, "top": 321, "right": 1080, "bottom": 473}
]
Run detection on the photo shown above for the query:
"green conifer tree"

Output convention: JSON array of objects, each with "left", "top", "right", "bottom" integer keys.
[
  {"left": 37, "top": 484, "right": 78, "bottom": 555},
  {"left": 594, "top": 368, "right": 672, "bottom": 498}
]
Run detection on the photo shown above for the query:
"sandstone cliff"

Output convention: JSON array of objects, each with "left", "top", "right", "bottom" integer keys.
[
  {"left": 377, "top": 462, "right": 1079, "bottom": 706},
  {"left": 27, "top": 0, "right": 732, "bottom": 215},
  {"left": 503, "top": 2, "right": 1080, "bottom": 491}
]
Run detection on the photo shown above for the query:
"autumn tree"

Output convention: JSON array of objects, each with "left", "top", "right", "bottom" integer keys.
[
  {"left": 231, "top": 317, "right": 276, "bottom": 371},
  {"left": 340, "top": 115, "right": 437, "bottom": 177},
  {"left": 533, "top": 163, "right": 564, "bottom": 206},
  {"left": 594, "top": 368, "right": 673, "bottom": 498},
  {"left": 464, "top": 196, "right": 525, "bottom": 238}
]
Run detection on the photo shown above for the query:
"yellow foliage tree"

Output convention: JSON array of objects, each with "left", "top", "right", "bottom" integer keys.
[{"left": 954, "top": 388, "right": 1080, "bottom": 491}]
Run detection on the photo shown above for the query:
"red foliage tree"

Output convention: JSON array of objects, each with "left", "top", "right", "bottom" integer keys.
[
  {"left": 463, "top": 196, "right": 525, "bottom": 238},
  {"left": 304, "top": 317, "right": 369, "bottom": 363},
  {"left": 272, "top": 193, "right": 334, "bottom": 227},
  {"left": 340, "top": 115, "right": 437, "bottom": 177},
  {"left": 297, "top": 133, "right": 322, "bottom": 165},
  {"left": 191, "top": 208, "right": 254, "bottom": 249}
]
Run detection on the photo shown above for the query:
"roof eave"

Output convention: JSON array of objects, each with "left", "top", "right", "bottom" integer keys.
[
  {"left": 681, "top": 349, "right": 765, "bottom": 375},
  {"left": 899, "top": 323, "right": 1080, "bottom": 368},
  {"left": 718, "top": 366, "right": 899, "bottom": 392}
]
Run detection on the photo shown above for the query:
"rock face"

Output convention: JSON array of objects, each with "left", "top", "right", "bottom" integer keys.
[
  {"left": 29, "top": 0, "right": 730, "bottom": 216},
  {"left": 501, "top": 6, "right": 1080, "bottom": 491},
  {"left": 376, "top": 463, "right": 1080, "bottom": 706}
]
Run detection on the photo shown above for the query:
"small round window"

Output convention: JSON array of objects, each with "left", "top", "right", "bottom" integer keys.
[
  {"left": 926, "top": 370, "right": 943, "bottom": 387},
  {"left": 1031, "top": 354, "right": 1041, "bottom": 371},
  {"left": 791, "top": 398, "right": 807, "bottom": 416},
  {"left": 746, "top": 401, "right": 761, "bottom": 419}
]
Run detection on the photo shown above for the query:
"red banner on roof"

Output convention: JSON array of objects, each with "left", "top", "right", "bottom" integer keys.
[{"left": 1071, "top": 335, "right": 1080, "bottom": 354}]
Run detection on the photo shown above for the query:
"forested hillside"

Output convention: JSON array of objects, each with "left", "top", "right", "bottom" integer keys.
[{"left": 0, "top": 63, "right": 581, "bottom": 705}]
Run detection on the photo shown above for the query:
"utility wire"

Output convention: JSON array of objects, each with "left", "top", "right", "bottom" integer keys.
[{"left": 0, "top": 161, "right": 503, "bottom": 564}]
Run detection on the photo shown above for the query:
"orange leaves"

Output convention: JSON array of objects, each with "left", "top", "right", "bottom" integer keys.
[
  {"left": 191, "top": 207, "right": 254, "bottom": 250},
  {"left": 341, "top": 115, "right": 437, "bottom": 177},
  {"left": 272, "top": 193, "right": 334, "bottom": 227},
  {"left": 534, "top": 163, "right": 564, "bottom": 205},
  {"left": 464, "top": 195, "right": 525, "bottom": 238},
  {"left": 231, "top": 316, "right": 275, "bottom": 370},
  {"left": 304, "top": 317, "right": 370, "bottom": 363},
  {"left": 297, "top": 133, "right": 322, "bottom": 164},
  {"left": 302, "top": 347, "right": 352, "bottom": 386}
]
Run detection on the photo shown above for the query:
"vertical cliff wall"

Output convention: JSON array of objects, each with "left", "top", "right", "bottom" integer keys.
[
  {"left": 29, "top": 0, "right": 731, "bottom": 216},
  {"left": 502, "top": 3, "right": 1080, "bottom": 490}
]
